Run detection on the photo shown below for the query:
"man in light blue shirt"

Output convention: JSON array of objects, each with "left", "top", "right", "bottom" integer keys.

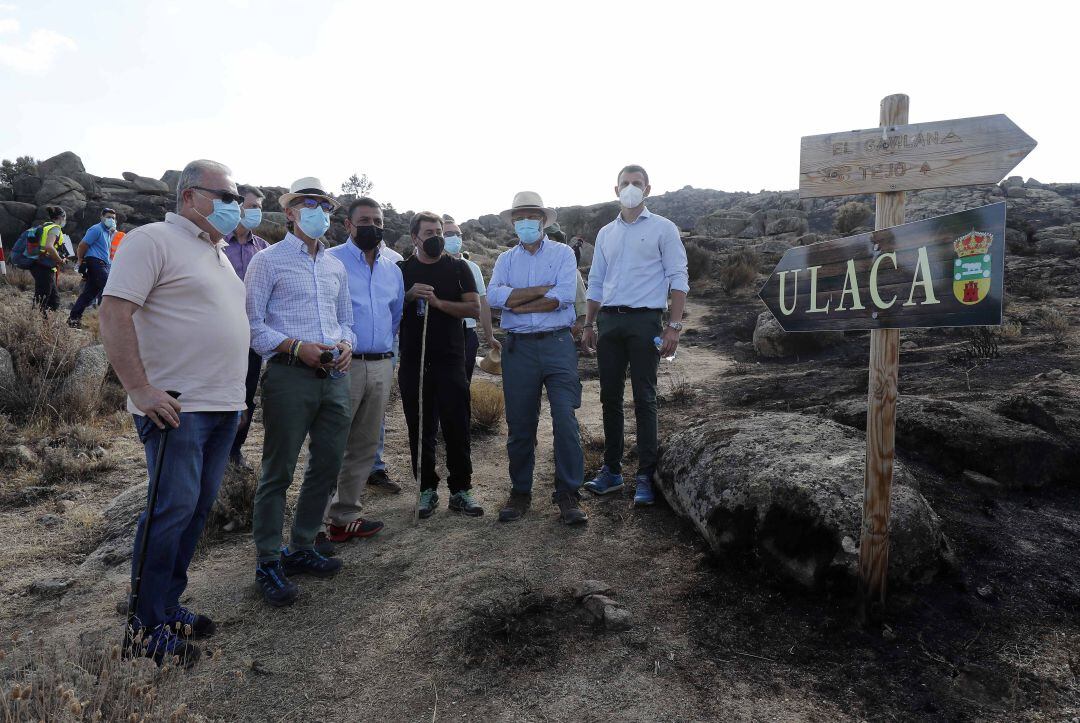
[
  {"left": 487, "top": 191, "right": 587, "bottom": 526},
  {"left": 245, "top": 177, "right": 356, "bottom": 607},
  {"left": 320, "top": 197, "right": 403, "bottom": 550},
  {"left": 68, "top": 207, "right": 116, "bottom": 328},
  {"left": 581, "top": 165, "right": 689, "bottom": 507}
]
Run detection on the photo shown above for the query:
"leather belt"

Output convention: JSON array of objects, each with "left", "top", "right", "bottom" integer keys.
[
  {"left": 600, "top": 306, "right": 660, "bottom": 315},
  {"left": 507, "top": 328, "right": 570, "bottom": 340},
  {"left": 352, "top": 352, "right": 394, "bottom": 360}
]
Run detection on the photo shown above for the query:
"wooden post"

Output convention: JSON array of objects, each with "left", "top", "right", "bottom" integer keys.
[{"left": 858, "top": 93, "right": 908, "bottom": 619}]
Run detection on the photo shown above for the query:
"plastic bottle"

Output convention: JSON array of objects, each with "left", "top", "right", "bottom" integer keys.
[{"left": 653, "top": 336, "right": 676, "bottom": 362}]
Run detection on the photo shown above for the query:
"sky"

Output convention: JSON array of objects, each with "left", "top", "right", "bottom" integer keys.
[{"left": 0, "top": 0, "right": 1075, "bottom": 221}]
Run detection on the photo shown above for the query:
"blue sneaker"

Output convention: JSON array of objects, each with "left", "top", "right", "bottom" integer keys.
[
  {"left": 165, "top": 605, "right": 215, "bottom": 639},
  {"left": 281, "top": 546, "right": 342, "bottom": 579},
  {"left": 256, "top": 560, "right": 298, "bottom": 607},
  {"left": 583, "top": 465, "right": 624, "bottom": 495},
  {"left": 633, "top": 474, "right": 655, "bottom": 507},
  {"left": 125, "top": 623, "right": 201, "bottom": 668}
]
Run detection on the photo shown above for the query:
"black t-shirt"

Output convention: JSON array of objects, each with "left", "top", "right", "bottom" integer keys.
[{"left": 399, "top": 254, "right": 477, "bottom": 365}]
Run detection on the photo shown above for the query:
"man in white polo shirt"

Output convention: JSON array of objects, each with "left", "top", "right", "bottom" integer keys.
[
  {"left": 100, "top": 159, "right": 249, "bottom": 669},
  {"left": 580, "top": 164, "right": 689, "bottom": 507}
]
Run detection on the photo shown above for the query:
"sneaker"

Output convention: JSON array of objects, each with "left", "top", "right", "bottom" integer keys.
[
  {"left": 280, "top": 547, "right": 343, "bottom": 578},
  {"left": 498, "top": 491, "right": 531, "bottom": 523},
  {"left": 66, "top": 318, "right": 82, "bottom": 329},
  {"left": 583, "top": 465, "right": 624, "bottom": 496},
  {"left": 555, "top": 491, "right": 589, "bottom": 525},
  {"left": 165, "top": 605, "right": 216, "bottom": 639},
  {"left": 633, "top": 474, "right": 656, "bottom": 507},
  {"left": 125, "top": 624, "right": 201, "bottom": 669},
  {"left": 418, "top": 489, "right": 439, "bottom": 519},
  {"left": 327, "top": 518, "right": 384, "bottom": 542},
  {"left": 368, "top": 468, "right": 402, "bottom": 494},
  {"left": 448, "top": 490, "right": 484, "bottom": 517},
  {"left": 256, "top": 560, "right": 299, "bottom": 607},
  {"left": 314, "top": 531, "right": 337, "bottom": 557}
]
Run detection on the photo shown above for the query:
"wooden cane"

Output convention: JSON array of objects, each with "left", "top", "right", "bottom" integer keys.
[{"left": 411, "top": 307, "right": 430, "bottom": 525}]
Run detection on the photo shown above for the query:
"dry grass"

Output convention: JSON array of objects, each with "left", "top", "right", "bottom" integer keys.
[
  {"left": 684, "top": 243, "right": 713, "bottom": 282},
  {"left": 717, "top": 249, "right": 760, "bottom": 293},
  {"left": 1032, "top": 307, "right": 1070, "bottom": 345},
  {"left": 206, "top": 463, "right": 258, "bottom": 533},
  {"left": 470, "top": 380, "right": 504, "bottom": 433},
  {"left": 54, "top": 270, "right": 82, "bottom": 294},
  {"left": 1015, "top": 276, "right": 1052, "bottom": 300},
  {"left": 0, "top": 309, "right": 89, "bottom": 426},
  {"left": 998, "top": 320, "right": 1023, "bottom": 339},
  {"left": 579, "top": 426, "right": 607, "bottom": 475},
  {"left": 4, "top": 269, "right": 34, "bottom": 293}
]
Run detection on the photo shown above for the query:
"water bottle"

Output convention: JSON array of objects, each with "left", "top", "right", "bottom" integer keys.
[
  {"left": 653, "top": 336, "right": 676, "bottom": 362},
  {"left": 327, "top": 348, "right": 347, "bottom": 379},
  {"left": 417, "top": 298, "right": 427, "bottom": 317}
]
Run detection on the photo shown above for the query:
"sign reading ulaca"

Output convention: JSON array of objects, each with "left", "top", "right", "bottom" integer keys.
[
  {"left": 800, "top": 115, "right": 1036, "bottom": 198},
  {"left": 759, "top": 202, "right": 1005, "bottom": 332}
]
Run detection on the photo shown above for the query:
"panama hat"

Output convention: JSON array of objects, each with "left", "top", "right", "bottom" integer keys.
[
  {"left": 499, "top": 191, "right": 557, "bottom": 227},
  {"left": 478, "top": 347, "right": 502, "bottom": 376},
  {"left": 278, "top": 177, "right": 340, "bottom": 211}
]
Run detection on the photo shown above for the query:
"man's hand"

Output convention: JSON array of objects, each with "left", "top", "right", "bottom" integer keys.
[
  {"left": 406, "top": 283, "right": 435, "bottom": 302},
  {"left": 334, "top": 342, "right": 353, "bottom": 372},
  {"left": 659, "top": 326, "right": 681, "bottom": 357},
  {"left": 487, "top": 333, "right": 502, "bottom": 353},
  {"left": 571, "top": 319, "right": 584, "bottom": 343},
  {"left": 580, "top": 326, "right": 597, "bottom": 354},
  {"left": 130, "top": 384, "right": 182, "bottom": 430},
  {"left": 298, "top": 341, "right": 335, "bottom": 369}
]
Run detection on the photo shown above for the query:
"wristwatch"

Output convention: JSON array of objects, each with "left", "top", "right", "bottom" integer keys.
[{"left": 665, "top": 321, "right": 684, "bottom": 331}]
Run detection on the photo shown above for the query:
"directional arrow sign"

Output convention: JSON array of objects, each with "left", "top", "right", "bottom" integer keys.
[
  {"left": 759, "top": 202, "right": 1005, "bottom": 331},
  {"left": 799, "top": 115, "right": 1036, "bottom": 198}
]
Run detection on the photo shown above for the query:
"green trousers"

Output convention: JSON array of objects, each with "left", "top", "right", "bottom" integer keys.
[
  {"left": 252, "top": 362, "right": 351, "bottom": 563},
  {"left": 596, "top": 309, "right": 662, "bottom": 477}
]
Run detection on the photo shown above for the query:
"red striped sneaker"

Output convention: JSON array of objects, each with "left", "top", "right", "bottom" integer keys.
[{"left": 326, "top": 518, "right": 384, "bottom": 542}]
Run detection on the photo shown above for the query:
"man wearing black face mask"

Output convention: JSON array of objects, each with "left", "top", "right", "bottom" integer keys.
[
  {"left": 398, "top": 212, "right": 481, "bottom": 520},
  {"left": 314, "top": 197, "right": 404, "bottom": 550}
]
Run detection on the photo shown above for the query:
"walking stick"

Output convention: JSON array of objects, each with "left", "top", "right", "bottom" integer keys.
[
  {"left": 124, "top": 391, "right": 180, "bottom": 650},
  {"left": 411, "top": 307, "right": 430, "bottom": 525}
]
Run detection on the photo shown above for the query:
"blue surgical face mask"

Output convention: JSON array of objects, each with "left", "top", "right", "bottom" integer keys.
[
  {"left": 514, "top": 219, "right": 542, "bottom": 245},
  {"left": 240, "top": 207, "right": 262, "bottom": 230},
  {"left": 298, "top": 206, "right": 331, "bottom": 239},
  {"left": 444, "top": 233, "right": 463, "bottom": 255},
  {"left": 102, "top": 217, "right": 117, "bottom": 230},
  {"left": 205, "top": 198, "right": 241, "bottom": 236}
]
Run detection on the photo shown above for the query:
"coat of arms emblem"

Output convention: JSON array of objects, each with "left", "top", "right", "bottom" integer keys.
[{"left": 952, "top": 230, "right": 993, "bottom": 305}]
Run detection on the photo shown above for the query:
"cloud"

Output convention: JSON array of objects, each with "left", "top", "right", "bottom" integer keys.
[{"left": 0, "top": 27, "right": 76, "bottom": 74}]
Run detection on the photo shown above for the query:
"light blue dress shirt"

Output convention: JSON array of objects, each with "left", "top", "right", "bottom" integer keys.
[
  {"left": 587, "top": 207, "right": 690, "bottom": 308},
  {"left": 327, "top": 241, "right": 404, "bottom": 354},
  {"left": 245, "top": 233, "right": 357, "bottom": 359},
  {"left": 487, "top": 237, "right": 578, "bottom": 333}
]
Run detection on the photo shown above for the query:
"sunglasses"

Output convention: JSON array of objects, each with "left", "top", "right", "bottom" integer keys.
[
  {"left": 192, "top": 186, "right": 244, "bottom": 206},
  {"left": 291, "top": 197, "right": 335, "bottom": 213}
]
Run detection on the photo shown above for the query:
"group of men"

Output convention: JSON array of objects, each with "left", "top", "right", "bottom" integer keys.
[{"left": 96, "top": 160, "right": 689, "bottom": 667}]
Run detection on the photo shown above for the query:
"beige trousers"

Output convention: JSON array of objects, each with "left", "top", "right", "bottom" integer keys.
[{"left": 323, "top": 357, "right": 393, "bottom": 525}]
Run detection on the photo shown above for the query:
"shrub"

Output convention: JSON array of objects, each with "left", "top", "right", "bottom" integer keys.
[
  {"left": 55, "top": 270, "right": 82, "bottom": 294},
  {"left": 207, "top": 463, "right": 257, "bottom": 533},
  {"left": 471, "top": 380, "right": 504, "bottom": 432},
  {"left": 684, "top": 242, "right": 713, "bottom": 282},
  {"left": 1015, "top": 276, "right": 1052, "bottom": 300},
  {"left": 5, "top": 268, "right": 34, "bottom": 292},
  {"left": 0, "top": 309, "right": 86, "bottom": 426},
  {"left": 1034, "top": 307, "right": 1070, "bottom": 345},
  {"left": 717, "top": 249, "right": 760, "bottom": 293},
  {"left": 834, "top": 201, "right": 872, "bottom": 234}
]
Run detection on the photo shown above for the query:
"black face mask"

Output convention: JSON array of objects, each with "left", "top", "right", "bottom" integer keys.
[
  {"left": 352, "top": 224, "right": 384, "bottom": 251},
  {"left": 422, "top": 235, "right": 445, "bottom": 259}
]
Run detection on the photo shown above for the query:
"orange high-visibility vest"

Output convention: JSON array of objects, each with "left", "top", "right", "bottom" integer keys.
[{"left": 110, "top": 231, "right": 126, "bottom": 260}]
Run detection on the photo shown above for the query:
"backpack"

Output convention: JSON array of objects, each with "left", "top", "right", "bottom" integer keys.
[{"left": 9, "top": 226, "right": 42, "bottom": 270}]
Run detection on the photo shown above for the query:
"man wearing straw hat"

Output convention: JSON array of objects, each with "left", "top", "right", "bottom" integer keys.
[
  {"left": 245, "top": 177, "right": 356, "bottom": 607},
  {"left": 487, "top": 192, "right": 587, "bottom": 525},
  {"left": 398, "top": 211, "right": 482, "bottom": 520}
]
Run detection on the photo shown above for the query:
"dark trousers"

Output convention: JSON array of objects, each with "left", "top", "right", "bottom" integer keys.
[
  {"left": 464, "top": 326, "right": 480, "bottom": 381},
  {"left": 597, "top": 310, "right": 662, "bottom": 476},
  {"left": 130, "top": 410, "right": 238, "bottom": 630},
  {"left": 69, "top": 258, "right": 109, "bottom": 322},
  {"left": 399, "top": 358, "right": 472, "bottom": 493},
  {"left": 229, "top": 349, "right": 263, "bottom": 460},
  {"left": 30, "top": 264, "right": 58, "bottom": 313}
]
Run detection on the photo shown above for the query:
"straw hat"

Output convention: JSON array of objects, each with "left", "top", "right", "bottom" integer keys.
[
  {"left": 478, "top": 347, "right": 502, "bottom": 375},
  {"left": 499, "top": 191, "right": 557, "bottom": 227},
  {"left": 278, "top": 177, "right": 340, "bottom": 211}
]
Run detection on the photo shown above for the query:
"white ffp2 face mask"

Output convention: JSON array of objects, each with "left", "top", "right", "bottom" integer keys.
[{"left": 619, "top": 184, "right": 645, "bottom": 209}]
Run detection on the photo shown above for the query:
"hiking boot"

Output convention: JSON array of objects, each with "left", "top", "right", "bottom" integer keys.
[
  {"left": 448, "top": 490, "right": 484, "bottom": 517},
  {"left": 66, "top": 318, "right": 82, "bottom": 329},
  {"left": 327, "top": 518, "right": 384, "bottom": 542},
  {"left": 314, "top": 531, "right": 337, "bottom": 557},
  {"left": 418, "top": 489, "right": 439, "bottom": 520},
  {"left": 165, "top": 605, "right": 215, "bottom": 640},
  {"left": 125, "top": 624, "right": 201, "bottom": 669},
  {"left": 555, "top": 492, "right": 589, "bottom": 525},
  {"left": 583, "top": 465, "right": 624, "bottom": 496},
  {"left": 498, "top": 491, "right": 531, "bottom": 523},
  {"left": 256, "top": 560, "right": 298, "bottom": 607},
  {"left": 633, "top": 474, "right": 656, "bottom": 507},
  {"left": 280, "top": 547, "right": 342, "bottom": 578},
  {"left": 368, "top": 468, "right": 402, "bottom": 494}
]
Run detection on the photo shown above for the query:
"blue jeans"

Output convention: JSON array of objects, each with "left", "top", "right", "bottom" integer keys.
[
  {"left": 130, "top": 410, "right": 239, "bottom": 630},
  {"left": 501, "top": 329, "right": 583, "bottom": 497}
]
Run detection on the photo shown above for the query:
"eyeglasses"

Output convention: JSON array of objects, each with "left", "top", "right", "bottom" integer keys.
[
  {"left": 192, "top": 186, "right": 244, "bottom": 205},
  {"left": 291, "top": 197, "right": 335, "bottom": 213}
]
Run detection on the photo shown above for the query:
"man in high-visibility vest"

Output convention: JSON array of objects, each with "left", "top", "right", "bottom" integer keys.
[{"left": 110, "top": 230, "right": 126, "bottom": 260}]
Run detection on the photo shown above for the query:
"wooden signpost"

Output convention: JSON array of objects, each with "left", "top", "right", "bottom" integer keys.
[{"left": 763, "top": 94, "right": 1036, "bottom": 618}]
